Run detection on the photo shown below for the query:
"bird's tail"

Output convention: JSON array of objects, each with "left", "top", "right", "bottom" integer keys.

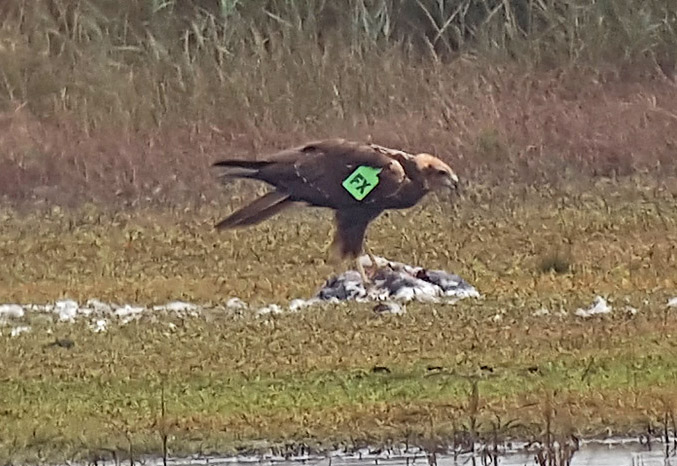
[
  {"left": 212, "top": 159, "right": 270, "bottom": 180},
  {"left": 215, "top": 191, "right": 293, "bottom": 230}
]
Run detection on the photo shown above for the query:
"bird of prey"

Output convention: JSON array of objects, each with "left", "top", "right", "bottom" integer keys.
[{"left": 212, "top": 138, "right": 459, "bottom": 285}]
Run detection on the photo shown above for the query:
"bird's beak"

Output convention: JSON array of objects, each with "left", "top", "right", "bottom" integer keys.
[
  {"left": 446, "top": 173, "right": 460, "bottom": 191},
  {"left": 444, "top": 173, "right": 463, "bottom": 202}
]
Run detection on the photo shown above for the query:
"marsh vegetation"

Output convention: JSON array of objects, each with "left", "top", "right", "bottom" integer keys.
[{"left": 1, "top": 0, "right": 677, "bottom": 464}]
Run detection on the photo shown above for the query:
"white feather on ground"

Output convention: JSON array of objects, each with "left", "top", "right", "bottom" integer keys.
[
  {"left": 314, "top": 255, "right": 480, "bottom": 304},
  {"left": 0, "top": 257, "right": 478, "bottom": 329},
  {"left": 574, "top": 296, "right": 612, "bottom": 318},
  {"left": 0, "top": 304, "right": 24, "bottom": 320}
]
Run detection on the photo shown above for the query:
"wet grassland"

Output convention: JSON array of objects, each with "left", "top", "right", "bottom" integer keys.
[
  {"left": 2, "top": 0, "right": 677, "bottom": 462},
  {"left": 2, "top": 179, "right": 677, "bottom": 463}
]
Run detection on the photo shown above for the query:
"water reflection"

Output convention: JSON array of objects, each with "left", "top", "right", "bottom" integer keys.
[{"left": 95, "top": 440, "right": 674, "bottom": 466}]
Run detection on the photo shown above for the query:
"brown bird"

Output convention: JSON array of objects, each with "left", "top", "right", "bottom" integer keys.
[{"left": 212, "top": 138, "right": 459, "bottom": 285}]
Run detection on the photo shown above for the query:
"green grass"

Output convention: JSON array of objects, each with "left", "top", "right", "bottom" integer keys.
[
  {"left": 1, "top": 301, "right": 676, "bottom": 463},
  {"left": 1, "top": 2, "right": 677, "bottom": 462},
  {"left": 1, "top": 177, "right": 677, "bottom": 463}
]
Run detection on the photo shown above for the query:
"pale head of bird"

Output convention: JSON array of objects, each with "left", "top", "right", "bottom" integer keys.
[{"left": 414, "top": 153, "right": 460, "bottom": 192}]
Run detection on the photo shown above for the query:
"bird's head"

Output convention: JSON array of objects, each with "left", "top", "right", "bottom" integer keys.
[{"left": 414, "top": 153, "right": 460, "bottom": 192}]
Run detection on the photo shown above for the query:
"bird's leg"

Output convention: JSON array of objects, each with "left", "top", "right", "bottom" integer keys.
[
  {"left": 362, "top": 244, "right": 375, "bottom": 267},
  {"left": 356, "top": 258, "right": 373, "bottom": 288},
  {"left": 366, "top": 250, "right": 379, "bottom": 269},
  {"left": 363, "top": 245, "right": 382, "bottom": 276}
]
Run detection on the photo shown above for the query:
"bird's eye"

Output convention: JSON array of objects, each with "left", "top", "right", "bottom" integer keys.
[{"left": 436, "top": 169, "right": 448, "bottom": 176}]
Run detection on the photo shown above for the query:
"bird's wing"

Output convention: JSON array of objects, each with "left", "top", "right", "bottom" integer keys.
[
  {"left": 256, "top": 139, "right": 408, "bottom": 208},
  {"left": 368, "top": 143, "right": 421, "bottom": 178},
  {"left": 368, "top": 143, "right": 415, "bottom": 162}
]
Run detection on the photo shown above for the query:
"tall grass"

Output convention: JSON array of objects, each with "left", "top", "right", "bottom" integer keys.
[
  {"left": 0, "top": 1, "right": 676, "bottom": 207},
  {"left": 1, "top": 0, "right": 675, "bottom": 130}
]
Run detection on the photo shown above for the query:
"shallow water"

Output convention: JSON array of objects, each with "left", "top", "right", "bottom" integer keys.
[{"left": 81, "top": 440, "right": 675, "bottom": 466}]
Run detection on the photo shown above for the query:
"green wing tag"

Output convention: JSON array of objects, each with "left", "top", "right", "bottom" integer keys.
[{"left": 342, "top": 166, "right": 383, "bottom": 201}]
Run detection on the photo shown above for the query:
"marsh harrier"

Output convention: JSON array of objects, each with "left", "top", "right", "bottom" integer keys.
[{"left": 213, "top": 139, "right": 459, "bottom": 284}]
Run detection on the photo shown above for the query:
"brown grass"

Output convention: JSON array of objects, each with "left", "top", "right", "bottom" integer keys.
[
  {"left": 2, "top": 172, "right": 676, "bottom": 306},
  {"left": 1, "top": 1, "right": 676, "bottom": 210},
  {"left": 1, "top": 67, "right": 677, "bottom": 210},
  {"left": 1, "top": 2, "right": 677, "bottom": 462}
]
